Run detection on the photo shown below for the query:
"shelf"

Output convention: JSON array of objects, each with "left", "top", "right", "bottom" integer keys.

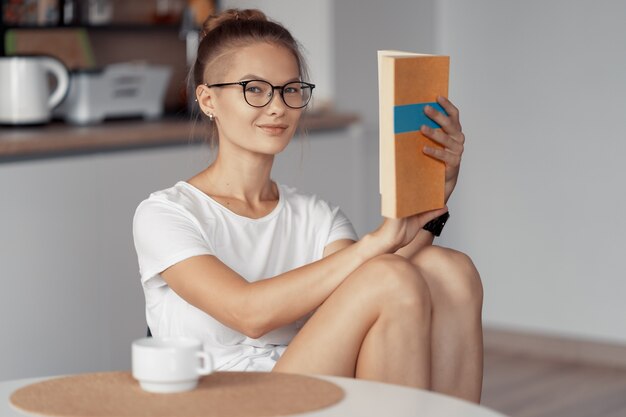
[
  {"left": 2, "top": 24, "right": 181, "bottom": 31},
  {"left": 0, "top": 112, "right": 360, "bottom": 162}
]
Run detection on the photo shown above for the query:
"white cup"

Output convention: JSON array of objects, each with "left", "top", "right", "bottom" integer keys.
[{"left": 132, "top": 337, "right": 213, "bottom": 393}]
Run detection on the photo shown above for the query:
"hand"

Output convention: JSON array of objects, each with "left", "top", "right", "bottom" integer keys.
[
  {"left": 374, "top": 207, "right": 449, "bottom": 253},
  {"left": 420, "top": 96, "right": 465, "bottom": 203}
]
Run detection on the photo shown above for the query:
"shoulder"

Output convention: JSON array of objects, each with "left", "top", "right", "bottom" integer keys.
[
  {"left": 140, "top": 181, "right": 203, "bottom": 208},
  {"left": 133, "top": 181, "right": 214, "bottom": 233},
  {"left": 135, "top": 182, "right": 206, "bottom": 217},
  {"left": 133, "top": 182, "right": 220, "bottom": 255}
]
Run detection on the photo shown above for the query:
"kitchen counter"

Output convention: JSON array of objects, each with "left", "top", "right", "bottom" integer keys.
[{"left": 0, "top": 112, "right": 359, "bottom": 162}]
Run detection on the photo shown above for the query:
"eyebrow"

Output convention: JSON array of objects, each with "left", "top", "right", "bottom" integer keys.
[{"left": 238, "top": 74, "right": 301, "bottom": 83}]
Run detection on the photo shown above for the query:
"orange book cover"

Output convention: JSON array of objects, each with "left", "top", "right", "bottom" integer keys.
[{"left": 378, "top": 51, "right": 449, "bottom": 218}]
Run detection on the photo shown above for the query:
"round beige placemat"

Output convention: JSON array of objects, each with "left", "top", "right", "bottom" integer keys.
[{"left": 10, "top": 371, "right": 344, "bottom": 417}]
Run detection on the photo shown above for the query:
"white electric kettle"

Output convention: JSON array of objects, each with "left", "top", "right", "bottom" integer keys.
[{"left": 0, "top": 56, "right": 70, "bottom": 125}]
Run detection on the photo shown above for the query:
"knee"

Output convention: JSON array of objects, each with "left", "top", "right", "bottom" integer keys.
[
  {"left": 360, "top": 254, "right": 432, "bottom": 316},
  {"left": 413, "top": 246, "right": 483, "bottom": 311}
]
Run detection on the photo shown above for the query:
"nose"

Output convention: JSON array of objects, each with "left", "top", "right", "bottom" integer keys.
[{"left": 266, "top": 88, "right": 287, "bottom": 114}]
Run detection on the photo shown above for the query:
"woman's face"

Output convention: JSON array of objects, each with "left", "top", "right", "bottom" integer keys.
[{"left": 200, "top": 42, "right": 304, "bottom": 156}]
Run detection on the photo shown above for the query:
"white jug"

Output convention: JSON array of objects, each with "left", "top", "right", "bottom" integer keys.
[{"left": 0, "top": 56, "right": 70, "bottom": 125}]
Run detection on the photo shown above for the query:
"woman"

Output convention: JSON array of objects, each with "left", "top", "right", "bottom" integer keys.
[{"left": 133, "top": 8, "right": 483, "bottom": 403}]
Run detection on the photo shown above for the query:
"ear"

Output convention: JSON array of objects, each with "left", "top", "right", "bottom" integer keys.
[{"left": 196, "top": 84, "right": 216, "bottom": 116}]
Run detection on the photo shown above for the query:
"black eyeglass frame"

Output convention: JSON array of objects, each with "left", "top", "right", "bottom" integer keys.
[{"left": 205, "top": 80, "right": 316, "bottom": 109}]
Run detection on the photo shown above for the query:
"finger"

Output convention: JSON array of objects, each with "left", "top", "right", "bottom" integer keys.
[
  {"left": 420, "top": 124, "right": 465, "bottom": 153},
  {"left": 423, "top": 105, "right": 463, "bottom": 141},
  {"left": 423, "top": 104, "right": 452, "bottom": 129},
  {"left": 436, "top": 96, "right": 462, "bottom": 131},
  {"left": 423, "top": 146, "right": 462, "bottom": 168}
]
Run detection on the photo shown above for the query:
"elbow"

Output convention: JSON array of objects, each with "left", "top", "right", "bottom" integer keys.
[
  {"left": 235, "top": 317, "right": 269, "bottom": 340},
  {"left": 240, "top": 325, "right": 266, "bottom": 340},
  {"left": 223, "top": 283, "right": 278, "bottom": 340},
  {"left": 230, "top": 305, "right": 271, "bottom": 340}
]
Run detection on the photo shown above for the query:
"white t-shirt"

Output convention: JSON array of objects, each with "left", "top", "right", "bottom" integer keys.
[{"left": 132, "top": 181, "right": 358, "bottom": 371}]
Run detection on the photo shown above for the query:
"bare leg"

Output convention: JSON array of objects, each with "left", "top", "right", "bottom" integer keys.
[
  {"left": 273, "top": 254, "right": 432, "bottom": 389},
  {"left": 412, "top": 245, "right": 483, "bottom": 403}
]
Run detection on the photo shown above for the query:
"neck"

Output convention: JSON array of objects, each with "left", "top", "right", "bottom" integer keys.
[{"left": 195, "top": 143, "right": 277, "bottom": 204}]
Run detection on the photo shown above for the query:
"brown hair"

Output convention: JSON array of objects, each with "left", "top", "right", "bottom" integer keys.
[{"left": 190, "top": 9, "right": 309, "bottom": 146}]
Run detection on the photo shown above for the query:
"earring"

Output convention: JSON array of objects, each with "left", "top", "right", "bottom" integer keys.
[{"left": 207, "top": 112, "right": 214, "bottom": 122}]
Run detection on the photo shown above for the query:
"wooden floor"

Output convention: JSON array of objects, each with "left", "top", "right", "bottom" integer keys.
[{"left": 481, "top": 348, "right": 626, "bottom": 417}]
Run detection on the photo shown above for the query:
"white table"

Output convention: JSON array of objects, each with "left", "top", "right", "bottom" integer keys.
[{"left": 1, "top": 374, "right": 507, "bottom": 417}]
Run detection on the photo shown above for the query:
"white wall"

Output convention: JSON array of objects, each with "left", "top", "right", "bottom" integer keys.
[
  {"left": 333, "top": 0, "right": 436, "bottom": 129},
  {"left": 331, "top": 0, "right": 626, "bottom": 345},
  {"left": 434, "top": 1, "right": 626, "bottom": 343},
  {"left": 332, "top": 0, "right": 437, "bottom": 238}
]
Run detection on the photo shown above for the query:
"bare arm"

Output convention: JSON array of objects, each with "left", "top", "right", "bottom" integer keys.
[
  {"left": 162, "top": 235, "right": 379, "bottom": 339},
  {"left": 161, "top": 209, "right": 446, "bottom": 339}
]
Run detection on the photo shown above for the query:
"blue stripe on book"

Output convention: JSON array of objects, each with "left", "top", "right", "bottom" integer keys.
[{"left": 394, "top": 102, "right": 447, "bottom": 134}]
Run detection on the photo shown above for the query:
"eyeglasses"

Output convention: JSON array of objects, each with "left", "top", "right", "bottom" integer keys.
[{"left": 205, "top": 79, "right": 315, "bottom": 109}]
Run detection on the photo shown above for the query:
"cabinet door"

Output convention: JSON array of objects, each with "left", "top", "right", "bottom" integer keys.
[{"left": 0, "top": 145, "right": 208, "bottom": 379}]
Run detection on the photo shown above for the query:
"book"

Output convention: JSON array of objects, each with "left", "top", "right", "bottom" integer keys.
[{"left": 378, "top": 50, "right": 449, "bottom": 218}]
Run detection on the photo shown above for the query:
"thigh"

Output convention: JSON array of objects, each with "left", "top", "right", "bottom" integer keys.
[{"left": 273, "top": 254, "right": 424, "bottom": 377}]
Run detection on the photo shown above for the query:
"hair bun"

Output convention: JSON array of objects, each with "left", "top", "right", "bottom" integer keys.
[{"left": 201, "top": 9, "right": 268, "bottom": 38}]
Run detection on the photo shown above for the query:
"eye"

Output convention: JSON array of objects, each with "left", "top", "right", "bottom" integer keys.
[
  {"left": 244, "top": 81, "right": 270, "bottom": 95},
  {"left": 246, "top": 85, "right": 263, "bottom": 94},
  {"left": 284, "top": 85, "right": 302, "bottom": 94}
]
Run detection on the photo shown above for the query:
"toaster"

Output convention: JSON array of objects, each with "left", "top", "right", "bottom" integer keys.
[{"left": 55, "top": 62, "right": 172, "bottom": 125}]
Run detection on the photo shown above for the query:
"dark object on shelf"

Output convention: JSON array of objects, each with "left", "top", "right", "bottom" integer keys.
[
  {"left": 2, "top": 0, "right": 60, "bottom": 26},
  {"left": 83, "top": 0, "right": 113, "bottom": 25},
  {"left": 60, "top": 0, "right": 80, "bottom": 25},
  {"left": 60, "top": 0, "right": 113, "bottom": 26}
]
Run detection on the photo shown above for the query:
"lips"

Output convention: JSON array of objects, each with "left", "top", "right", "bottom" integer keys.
[{"left": 258, "top": 123, "right": 289, "bottom": 135}]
